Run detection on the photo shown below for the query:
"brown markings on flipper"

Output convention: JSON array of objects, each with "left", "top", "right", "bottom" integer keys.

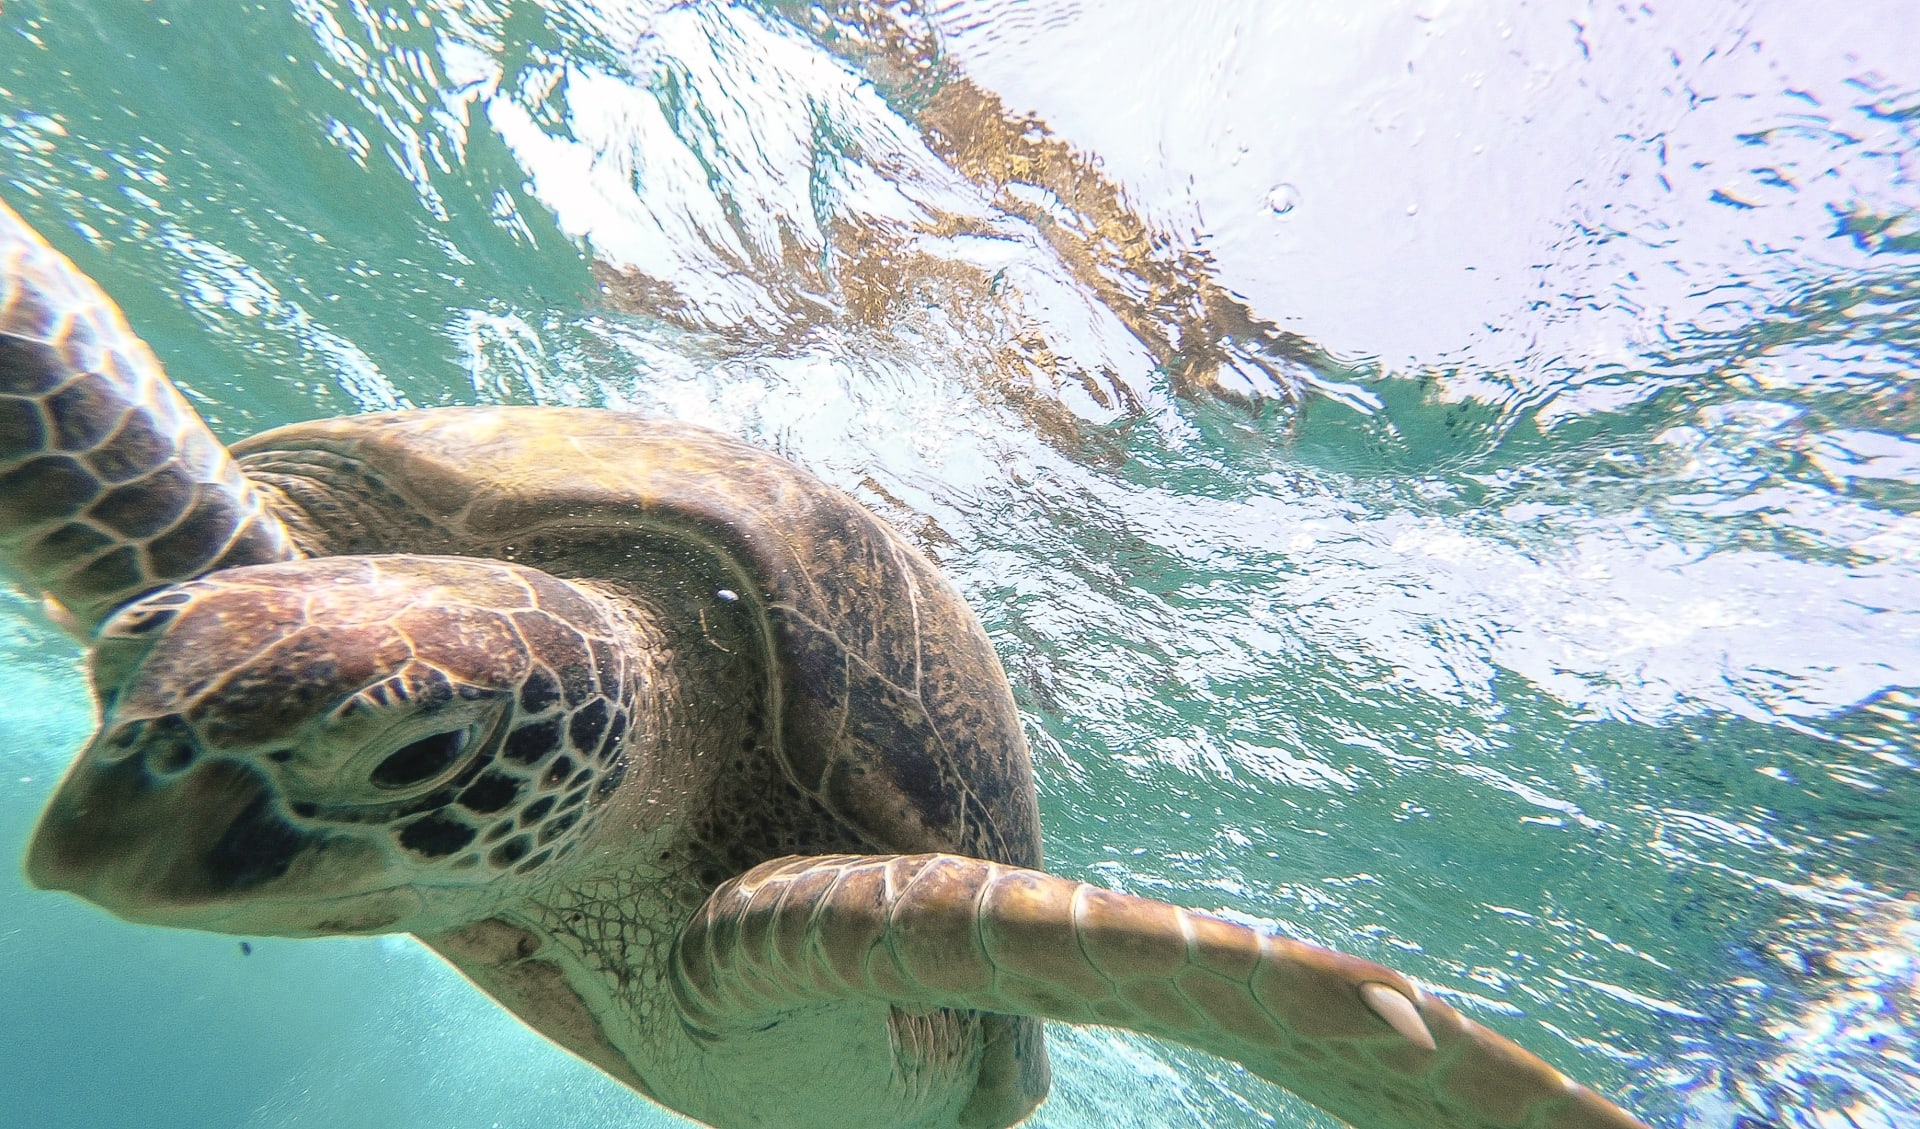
[
  {"left": 673, "top": 854, "right": 1652, "bottom": 1129},
  {"left": 0, "top": 198, "right": 295, "bottom": 634}
]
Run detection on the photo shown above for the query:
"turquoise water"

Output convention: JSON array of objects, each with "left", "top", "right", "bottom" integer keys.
[{"left": 2, "top": 2, "right": 1916, "bottom": 1127}]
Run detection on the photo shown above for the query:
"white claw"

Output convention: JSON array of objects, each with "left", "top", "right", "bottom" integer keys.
[
  {"left": 1359, "top": 981, "right": 1436, "bottom": 1051},
  {"left": 41, "top": 595, "right": 81, "bottom": 639}
]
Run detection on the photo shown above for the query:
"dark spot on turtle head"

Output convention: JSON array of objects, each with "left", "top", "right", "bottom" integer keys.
[
  {"left": 519, "top": 795, "right": 555, "bottom": 825},
  {"left": 519, "top": 666, "right": 560, "bottom": 714},
  {"left": 542, "top": 756, "right": 575, "bottom": 788},
  {"left": 489, "top": 835, "right": 531, "bottom": 868},
  {"left": 370, "top": 729, "right": 469, "bottom": 789},
  {"left": 412, "top": 668, "right": 456, "bottom": 709},
  {"left": 458, "top": 771, "right": 521, "bottom": 815},
  {"left": 558, "top": 662, "right": 595, "bottom": 708},
  {"left": 205, "top": 791, "right": 307, "bottom": 893},
  {"left": 290, "top": 801, "right": 319, "bottom": 819},
  {"left": 589, "top": 639, "right": 622, "bottom": 693},
  {"left": 596, "top": 710, "right": 627, "bottom": 764},
  {"left": 397, "top": 812, "right": 477, "bottom": 858},
  {"left": 503, "top": 717, "right": 561, "bottom": 765},
  {"left": 510, "top": 612, "right": 596, "bottom": 707},
  {"left": 568, "top": 699, "right": 609, "bottom": 755},
  {"left": 267, "top": 749, "right": 293, "bottom": 764},
  {"left": 514, "top": 849, "right": 553, "bottom": 874},
  {"left": 396, "top": 784, "right": 460, "bottom": 818},
  {"left": 537, "top": 808, "right": 581, "bottom": 845},
  {"left": 594, "top": 761, "right": 626, "bottom": 800}
]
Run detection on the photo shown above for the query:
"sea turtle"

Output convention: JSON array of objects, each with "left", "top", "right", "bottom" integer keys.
[{"left": 0, "top": 197, "right": 1649, "bottom": 1129}]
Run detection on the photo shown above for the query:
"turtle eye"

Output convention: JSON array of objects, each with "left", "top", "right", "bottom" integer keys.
[{"left": 370, "top": 729, "right": 469, "bottom": 789}]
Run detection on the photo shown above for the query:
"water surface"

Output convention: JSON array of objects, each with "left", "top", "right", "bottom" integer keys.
[{"left": 1, "top": 2, "right": 1916, "bottom": 1127}]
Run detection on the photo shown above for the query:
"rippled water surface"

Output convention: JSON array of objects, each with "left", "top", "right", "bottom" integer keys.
[{"left": 3, "top": 2, "right": 1917, "bottom": 1127}]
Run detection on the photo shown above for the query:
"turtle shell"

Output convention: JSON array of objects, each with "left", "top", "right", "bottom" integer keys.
[{"left": 229, "top": 407, "right": 1042, "bottom": 871}]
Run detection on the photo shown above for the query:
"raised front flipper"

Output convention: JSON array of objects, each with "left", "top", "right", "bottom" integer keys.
[
  {"left": 673, "top": 854, "right": 1650, "bottom": 1129},
  {"left": 0, "top": 198, "right": 294, "bottom": 634}
]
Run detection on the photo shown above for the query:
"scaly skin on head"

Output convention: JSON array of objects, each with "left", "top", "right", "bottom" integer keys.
[{"left": 27, "top": 554, "right": 646, "bottom": 938}]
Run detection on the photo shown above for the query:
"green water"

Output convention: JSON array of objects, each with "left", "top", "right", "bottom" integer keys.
[{"left": 2, "top": 2, "right": 1917, "bottom": 1127}]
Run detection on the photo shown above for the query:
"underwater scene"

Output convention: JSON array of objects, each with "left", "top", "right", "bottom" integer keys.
[{"left": 0, "top": 1, "right": 1916, "bottom": 1127}]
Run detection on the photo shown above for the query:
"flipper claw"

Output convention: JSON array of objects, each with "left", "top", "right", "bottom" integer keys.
[{"left": 1358, "top": 980, "right": 1436, "bottom": 1051}]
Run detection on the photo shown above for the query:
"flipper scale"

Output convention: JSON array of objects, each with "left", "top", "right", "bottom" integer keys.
[
  {"left": 673, "top": 853, "right": 1650, "bottom": 1129},
  {"left": 0, "top": 198, "right": 294, "bottom": 633}
]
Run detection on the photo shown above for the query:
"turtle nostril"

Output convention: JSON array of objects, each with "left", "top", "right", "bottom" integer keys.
[
  {"left": 95, "top": 719, "right": 146, "bottom": 763},
  {"left": 149, "top": 739, "right": 196, "bottom": 776},
  {"left": 97, "top": 714, "right": 201, "bottom": 775}
]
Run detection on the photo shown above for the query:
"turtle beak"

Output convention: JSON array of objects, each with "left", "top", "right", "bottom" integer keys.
[
  {"left": 28, "top": 749, "right": 291, "bottom": 916},
  {"left": 25, "top": 736, "right": 397, "bottom": 935}
]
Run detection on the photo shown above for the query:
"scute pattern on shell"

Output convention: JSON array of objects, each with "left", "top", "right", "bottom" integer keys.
[{"left": 231, "top": 408, "right": 1045, "bottom": 873}]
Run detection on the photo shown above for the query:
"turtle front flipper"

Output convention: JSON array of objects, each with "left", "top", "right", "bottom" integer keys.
[
  {"left": 673, "top": 854, "right": 1651, "bottom": 1129},
  {"left": 0, "top": 199, "right": 295, "bottom": 635}
]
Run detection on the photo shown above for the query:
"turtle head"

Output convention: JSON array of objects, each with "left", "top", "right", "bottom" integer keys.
[{"left": 26, "top": 555, "right": 636, "bottom": 937}]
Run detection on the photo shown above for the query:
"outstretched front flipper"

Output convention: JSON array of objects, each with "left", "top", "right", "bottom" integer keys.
[
  {"left": 673, "top": 854, "right": 1650, "bottom": 1129},
  {"left": 0, "top": 199, "right": 294, "bottom": 635}
]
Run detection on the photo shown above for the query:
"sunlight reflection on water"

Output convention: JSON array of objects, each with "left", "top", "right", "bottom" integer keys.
[{"left": 0, "top": 2, "right": 1916, "bottom": 1127}]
